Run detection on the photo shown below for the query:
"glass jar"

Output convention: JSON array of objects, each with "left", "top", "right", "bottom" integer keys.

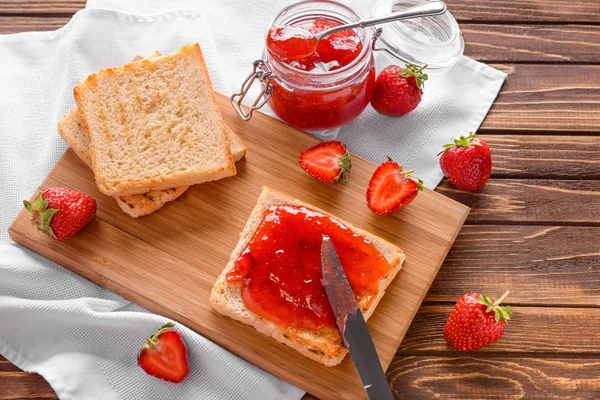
[
  {"left": 231, "top": 0, "right": 464, "bottom": 130},
  {"left": 231, "top": 0, "right": 376, "bottom": 131},
  {"left": 371, "top": 0, "right": 464, "bottom": 73}
]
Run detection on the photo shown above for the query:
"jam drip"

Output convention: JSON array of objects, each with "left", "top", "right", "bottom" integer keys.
[{"left": 226, "top": 205, "right": 392, "bottom": 330}]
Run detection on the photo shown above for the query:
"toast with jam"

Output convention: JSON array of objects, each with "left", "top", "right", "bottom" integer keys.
[{"left": 210, "top": 187, "right": 405, "bottom": 366}]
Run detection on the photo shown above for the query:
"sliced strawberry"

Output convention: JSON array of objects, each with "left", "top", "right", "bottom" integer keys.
[
  {"left": 299, "top": 140, "right": 351, "bottom": 183},
  {"left": 366, "top": 158, "right": 423, "bottom": 215},
  {"left": 138, "top": 322, "right": 189, "bottom": 383}
]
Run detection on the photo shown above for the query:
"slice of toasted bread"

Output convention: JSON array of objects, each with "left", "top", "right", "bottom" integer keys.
[
  {"left": 58, "top": 109, "right": 246, "bottom": 166},
  {"left": 74, "top": 43, "right": 236, "bottom": 196},
  {"left": 58, "top": 108, "right": 247, "bottom": 218},
  {"left": 210, "top": 187, "right": 405, "bottom": 367},
  {"left": 114, "top": 186, "right": 189, "bottom": 218}
]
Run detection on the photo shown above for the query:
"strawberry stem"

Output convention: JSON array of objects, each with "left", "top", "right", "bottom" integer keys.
[
  {"left": 491, "top": 290, "right": 510, "bottom": 308},
  {"left": 399, "top": 64, "right": 428, "bottom": 89}
]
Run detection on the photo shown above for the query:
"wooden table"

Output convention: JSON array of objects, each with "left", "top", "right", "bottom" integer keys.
[{"left": 1, "top": 1, "right": 599, "bottom": 399}]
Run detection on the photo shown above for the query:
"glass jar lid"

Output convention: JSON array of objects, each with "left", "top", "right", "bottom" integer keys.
[{"left": 371, "top": 0, "right": 464, "bottom": 73}]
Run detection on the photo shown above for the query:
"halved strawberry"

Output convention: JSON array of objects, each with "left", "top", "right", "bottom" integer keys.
[
  {"left": 299, "top": 140, "right": 351, "bottom": 183},
  {"left": 366, "top": 158, "right": 423, "bottom": 215},
  {"left": 137, "top": 322, "right": 189, "bottom": 383}
]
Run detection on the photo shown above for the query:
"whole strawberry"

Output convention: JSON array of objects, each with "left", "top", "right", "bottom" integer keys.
[
  {"left": 23, "top": 187, "right": 96, "bottom": 240},
  {"left": 444, "top": 291, "right": 512, "bottom": 352},
  {"left": 299, "top": 140, "right": 351, "bottom": 183},
  {"left": 366, "top": 157, "right": 423, "bottom": 215},
  {"left": 370, "top": 64, "right": 428, "bottom": 116},
  {"left": 138, "top": 322, "right": 189, "bottom": 383},
  {"left": 439, "top": 133, "right": 492, "bottom": 191}
]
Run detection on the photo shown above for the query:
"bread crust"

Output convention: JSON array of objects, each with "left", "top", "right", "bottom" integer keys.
[
  {"left": 74, "top": 43, "right": 236, "bottom": 197},
  {"left": 210, "top": 187, "right": 405, "bottom": 367}
]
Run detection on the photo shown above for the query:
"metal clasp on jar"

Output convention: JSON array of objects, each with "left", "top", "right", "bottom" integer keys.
[
  {"left": 230, "top": 60, "right": 277, "bottom": 121},
  {"left": 370, "top": 27, "right": 411, "bottom": 65}
]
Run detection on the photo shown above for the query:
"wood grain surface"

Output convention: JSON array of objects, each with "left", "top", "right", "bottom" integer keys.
[
  {"left": 387, "top": 357, "right": 600, "bottom": 399},
  {"left": 4, "top": 17, "right": 600, "bottom": 64},
  {"left": 2, "top": 0, "right": 600, "bottom": 399},
  {"left": 426, "top": 225, "right": 600, "bottom": 305},
  {"left": 485, "top": 135, "right": 600, "bottom": 179},
  {"left": 399, "top": 305, "right": 600, "bottom": 353},
  {"left": 463, "top": 25, "right": 600, "bottom": 63},
  {"left": 437, "top": 179, "right": 600, "bottom": 225},
  {"left": 2, "top": 0, "right": 600, "bottom": 23},
  {"left": 482, "top": 64, "right": 600, "bottom": 133},
  {"left": 3, "top": 18, "right": 600, "bottom": 133}
]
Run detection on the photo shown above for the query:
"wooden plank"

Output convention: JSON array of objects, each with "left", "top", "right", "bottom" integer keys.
[
  {"left": 387, "top": 356, "right": 600, "bottom": 399},
  {"left": 0, "top": 0, "right": 82, "bottom": 14},
  {"left": 482, "top": 64, "right": 600, "bottom": 133},
  {"left": 1, "top": 0, "right": 600, "bottom": 23},
  {"left": 0, "top": 357, "right": 21, "bottom": 373},
  {"left": 0, "top": 372, "right": 56, "bottom": 399},
  {"left": 463, "top": 24, "right": 600, "bottom": 63},
  {"left": 484, "top": 135, "right": 600, "bottom": 179},
  {"left": 426, "top": 225, "right": 600, "bottom": 306},
  {"left": 3, "top": 18, "right": 600, "bottom": 65},
  {"left": 0, "top": 16, "right": 65, "bottom": 33},
  {"left": 398, "top": 305, "right": 600, "bottom": 354},
  {"left": 8, "top": 94, "right": 469, "bottom": 400},
  {"left": 436, "top": 179, "right": 600, "bottom": 225},
  {"left": 446, "top": 0, "right": 600, "bottom": 23},
  {"left": 1, "top": 31, "right": 599, "bottom": 133}
]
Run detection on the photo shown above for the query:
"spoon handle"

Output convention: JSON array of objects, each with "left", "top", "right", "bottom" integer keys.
[{"left": 315, "top": 1, "right": 447, "bottom": 41}]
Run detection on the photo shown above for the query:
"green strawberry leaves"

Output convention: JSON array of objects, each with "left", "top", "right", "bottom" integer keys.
[
  {"left": 438, "top": 132, "right": 483, "bottom": 156},
  {"left": 477, "top": 292, "right": 513, "bottom": 323},
  {"left": 24, "top": 192, "right": 59, "bottom": 238},
  {"left": 399, "top": 64, "right": 428, "bottom": 89}
]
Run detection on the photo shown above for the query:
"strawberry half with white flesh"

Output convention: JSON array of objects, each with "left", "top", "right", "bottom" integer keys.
[
  {"left": 366, "top": 157, "right": 423, "bottom": 215},
  {"left": 299, "top": 140, "right": 351, "bottom": 183},
  {"left": 138, "top": 322, "right": 189, "bottom": 383}
]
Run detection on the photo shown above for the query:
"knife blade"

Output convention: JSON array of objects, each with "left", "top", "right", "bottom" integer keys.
[{"left": 321, "top": 235, "right": 395, "bottom": 400}]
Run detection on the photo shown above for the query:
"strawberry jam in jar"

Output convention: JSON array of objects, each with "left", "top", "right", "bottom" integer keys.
[{"left": 231, "top": 0, "right": 376, "bottom": 131}]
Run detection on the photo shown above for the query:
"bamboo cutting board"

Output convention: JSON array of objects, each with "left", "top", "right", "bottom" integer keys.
[{"left": 9, "top": 94, "right": 469, "bottom": 400}]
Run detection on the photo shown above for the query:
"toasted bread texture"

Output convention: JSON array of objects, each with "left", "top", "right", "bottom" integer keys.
[
  {"left": 58, "top": 108, "right": 247, "bottom": 218},
  {"left": 210, "top": 187, "right": 405, "bottom": 367},
  {"left": 74, "top": 43, "right": 236, "bottom": 196}
]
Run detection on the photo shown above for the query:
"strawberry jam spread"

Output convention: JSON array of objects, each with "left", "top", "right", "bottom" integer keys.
[
  {"left": 226, "top": 205, "right": 392, "bottom": 330},
  {"left": 265, "top": 17, "right": 376, "bottom": 130}
]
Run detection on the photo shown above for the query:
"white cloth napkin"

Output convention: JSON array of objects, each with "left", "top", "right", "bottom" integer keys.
[
  {"left": 0, "top": 6, "right": 304, "bottom": 400},
  {"left": 90, "top": 0, "right": 506, "bottom": 189}
]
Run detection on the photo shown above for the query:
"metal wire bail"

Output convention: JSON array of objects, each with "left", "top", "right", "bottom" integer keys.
[
  {"left": 230, "top": 60, "right": 276, "bottom": 121},
  {"left": 371, "top": 27, "right": 410, "bottom": 65}
]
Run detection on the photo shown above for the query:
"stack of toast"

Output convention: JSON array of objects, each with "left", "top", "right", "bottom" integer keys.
[{"left": 58, "top": 44, "right": 246, "bottom": 218}]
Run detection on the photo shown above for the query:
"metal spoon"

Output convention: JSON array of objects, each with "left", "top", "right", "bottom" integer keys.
[{"left": 268, "top": 1, "right": 448, "bottom": 60}]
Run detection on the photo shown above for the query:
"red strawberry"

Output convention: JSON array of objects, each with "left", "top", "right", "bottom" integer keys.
[
  {"left": 444, "top": 291, "right": 512, "bottom": 352},
  {"left": 370, "top": 64, "right": 428, "bottom": 116},
  {"left": 366, "top": 158, "right": 423, "bottom": 215},
  {"left": 299, "top": 140, "right": 351, "bottom": 183},
  {"left": 138, "top": 322, "right": 189, "bottom": 383},
  {"left": 23, "top": 187, "right": 96, "bottom": 241},
  {"left": 439, "top": 133, "right": 492, "bottom": 191}
]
